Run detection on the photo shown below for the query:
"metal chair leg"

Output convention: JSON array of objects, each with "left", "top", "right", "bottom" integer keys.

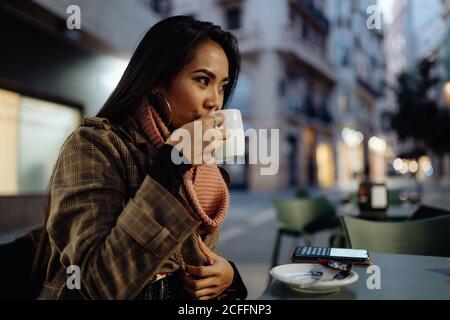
[
  {"left": 271, "top": 229, "right": 282, "bottom": 268},
  {"left": 329, "top": 234, "right": 336, "bottom": 247}
]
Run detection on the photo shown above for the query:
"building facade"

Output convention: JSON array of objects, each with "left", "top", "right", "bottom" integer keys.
[
  {"left": 171, "top": 0, "right": 338, "bottom": 191},
  {"left": 327, "top": 0, "right": 387, "bottom": 188},
  {"left": 28, "top": 0, "right": 162, "bottom": 115}
]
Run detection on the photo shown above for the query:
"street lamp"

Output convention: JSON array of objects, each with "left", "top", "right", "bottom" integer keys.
[{"left": 368, "top": 136, "right": 387, "bottom": 153}]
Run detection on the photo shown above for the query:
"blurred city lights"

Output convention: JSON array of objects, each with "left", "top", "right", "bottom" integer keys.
[
  {"left": 444, "top": 82, "right": 450, "bottom": 108},
  {"left": 419, "top": 156, "right": 434, "bottom": 176},
  {"left": 97, "top": 59, "right": 128, "bottom": 93},
  {"left": 368, "top": 136, "right": 387, "bottom": 153},
  {"left": 394, "top": 156, "right": 434, "bottom": 176},
  {"left": 399, "top": 163, "right": 409, "bottom": 175},
  {"left": 342, "top": 127, "right": 364, "bottom": 147},
  {"left": 409, "top": 160, "right": 419, "bottom": 173},
  {"left": 393, "top": 158, "right": 405, "bottom": 171}
]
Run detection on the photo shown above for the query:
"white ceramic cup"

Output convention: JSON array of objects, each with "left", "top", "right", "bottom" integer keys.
[{"left": 210, "top": 109, "right": 245, "bottom": 163}]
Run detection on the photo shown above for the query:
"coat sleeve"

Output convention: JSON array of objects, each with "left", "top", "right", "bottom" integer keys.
[{"left": 47, "top": 126, "right": 200, "bottom": 299}]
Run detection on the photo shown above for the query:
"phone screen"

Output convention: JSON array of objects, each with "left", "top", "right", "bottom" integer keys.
[{"left": 330, "top": 248, "right": 368, "bottom": 259}]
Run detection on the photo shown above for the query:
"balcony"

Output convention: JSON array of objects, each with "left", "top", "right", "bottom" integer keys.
[
  {"left": 286, "top": 98, "right": 333, "bottom": 125},
  {"left": 317, "top": 103, "right": 333, "bottom": 124},
  {"left": 282, "top": 26, "right": 337, "bottom": 82},
  {"left": 304, "top": 97, "right": 317, "bottom": 118},
  {"left": 231, "top": 26, "right": 262, "bottom": 54},
  {"left": 290, "top": 0, "right": 330, "bottom": 33},
  {"left": 285, "top": 101, "right": 303, "bottom": 117},
  {"left": 357, "top": 76, "right": 383, "bottom": 98}
]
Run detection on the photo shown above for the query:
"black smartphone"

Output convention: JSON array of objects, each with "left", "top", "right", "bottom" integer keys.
[{"left": 291, "top": 246, "right": 370, "bottom": 263}]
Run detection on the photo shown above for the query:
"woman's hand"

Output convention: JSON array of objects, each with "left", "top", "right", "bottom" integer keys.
[
  {"left": 165, "top": 113, "right": 230, "bottom": 166},
  {"left": 183, "top": 238, "right": 234, "bottom": 300}
]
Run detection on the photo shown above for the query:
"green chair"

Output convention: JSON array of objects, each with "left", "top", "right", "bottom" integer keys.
[
  {"left": 271, "top": 197, "right": 335, "bottom": 267},
  {"left": 304, "top": 196, "right": 342, "bottom": 246},
  {"left": 295, "top": 188, "right": 310, "bottom": 198},
  {"left": 0, "top": 227, "right": 40, "bottom": 300},
  {"left": 311, "top": 196, "right": 334, "bottom": 216},
  {"left": 340, "top": 215, "right": 450, "bottom": 257}
]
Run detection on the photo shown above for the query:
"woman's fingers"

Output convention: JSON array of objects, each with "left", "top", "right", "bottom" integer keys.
[
  {"left": 204, "top": 112, "right": 225, "bottom": 129},
  {"left": 184, "top": 264, "right": 217, "bottom": 278},
  {"left": 220, "top": 128, "right": 230, "bottom": 140},
  {"left": 183, "top": 254, "right": 233, "bottom": 299},
  {"left": 166, "top": 113, "right": 229, "bottom": 166},
  {"left": 183, "top": 272, "right": 216, "bottom": 290},
  {"left": 198, "top": 294, "right": 217, "bottom": 301},
  {"left": 196, "top": 236, "right": 219, "bottom": 261},
  {"left": 183, "top": 284, "right": 218, "bottom": 299}
]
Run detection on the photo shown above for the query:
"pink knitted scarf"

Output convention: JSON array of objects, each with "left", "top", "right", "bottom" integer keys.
[{"left": 136, "top": 99, "right": 229, "bottom": 235}]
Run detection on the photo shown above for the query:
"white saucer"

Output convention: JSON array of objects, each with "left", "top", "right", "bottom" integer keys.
[{"left": 270, "top": 263, "right": 359, "bottom": 294}]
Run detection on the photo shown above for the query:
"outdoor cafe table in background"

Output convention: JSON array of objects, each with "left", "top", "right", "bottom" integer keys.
[
  {"left": 260, "top": 253, "right": 450, "bottom": 300},
  {"left": 337, "top": 203, "right": 418, "bottom": 221}
]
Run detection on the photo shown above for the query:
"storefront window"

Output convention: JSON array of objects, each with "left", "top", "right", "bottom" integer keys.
[{"left": 0, "top": 88, "right": 81, "bottom": 195}]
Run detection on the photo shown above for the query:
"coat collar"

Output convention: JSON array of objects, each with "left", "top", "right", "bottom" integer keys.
[
  {"left": 82, "top": 116, "right": 147, "bottom": 146},
  {"left": 120, "top": 117, "right": 148, "bottom": 147}
]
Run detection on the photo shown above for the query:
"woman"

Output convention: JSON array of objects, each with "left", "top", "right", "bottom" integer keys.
[{"left": 31, "top": 15, "right": 247, "bottom": 300}]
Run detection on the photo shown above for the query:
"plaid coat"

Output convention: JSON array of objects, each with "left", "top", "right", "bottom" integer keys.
[{"left": 37, "top": 116, "right": 230, "bottom": 300}]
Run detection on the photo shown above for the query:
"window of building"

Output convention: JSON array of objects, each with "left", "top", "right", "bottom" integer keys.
[
  {"left": 285, "top": 76, "right": 307, "bottom": 113},
  {"left": 289, "top": 8, "right": 295, "bottom": 26},
  {"left": 0, "top": 88, "right": 81, "bottom": 195},
  {"left": 138, "top": 0, "right": 171, "bottom": 16},
  {"left": 151, "top": 0, "right": 171, "bottom": 16},
  {"left": 226, "top": 7, "right": 242, "bottom": 30},
  {"left": 302, "top": 24, "right": 309, "bottom": 40},
  {"left": 342, "top": 47, "right": 351, "bottom": 67}
]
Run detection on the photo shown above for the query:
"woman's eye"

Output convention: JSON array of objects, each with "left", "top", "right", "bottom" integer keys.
[
  {"left": 197, "top": 77, "right": 209, "bottom": 86},
  {"left": 196, "top": 77, "right": 227, "bottom": 92}
]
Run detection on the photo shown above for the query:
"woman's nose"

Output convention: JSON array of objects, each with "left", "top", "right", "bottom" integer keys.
[{"left": 205, "top": 89, "right": 221, "bottom": 111}]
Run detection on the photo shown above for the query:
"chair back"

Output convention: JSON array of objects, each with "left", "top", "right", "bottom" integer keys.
[
  {"left": 311, "top": 196, "right": 335, "bottom": 217},
  {"left": 0, "top": 228, "right": 41, "bottom": 299},
  {"left": 340, "top": 215, "right": 450, "bottom": 257},
  {"left": 273, "top": 197, "right": 334, "bottom": 232}
]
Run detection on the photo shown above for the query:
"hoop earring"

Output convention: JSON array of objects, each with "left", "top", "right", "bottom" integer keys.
[{"left": 153, "top": 92, "right": 172, "bottom": 127}]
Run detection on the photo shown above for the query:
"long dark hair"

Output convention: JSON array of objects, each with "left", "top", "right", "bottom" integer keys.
[
  {"left": 97, "top": 15, "right": 241, "bottom": 123},
  {"left": 30, "top": 15, "right": 240, "bottom": 298}
]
